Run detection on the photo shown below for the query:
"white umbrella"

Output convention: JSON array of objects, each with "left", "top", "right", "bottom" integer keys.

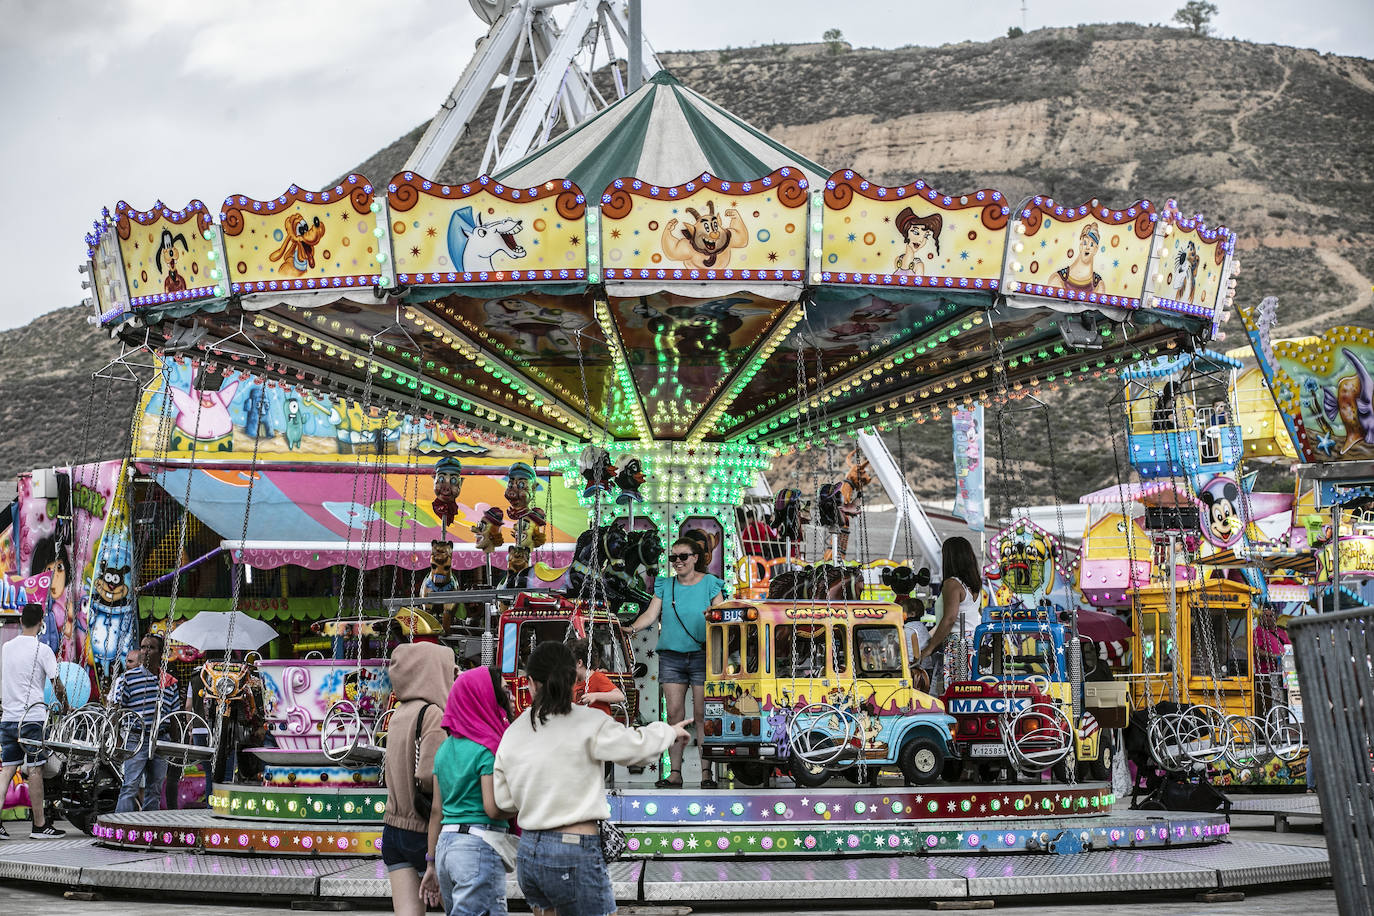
[{"left": 168, "top": 611, "right": 279, "bottom": 652}]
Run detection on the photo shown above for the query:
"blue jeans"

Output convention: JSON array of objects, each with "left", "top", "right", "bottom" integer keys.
[
  {"left": 516, "top": 830, "right": 614, "bottom": 916},
  {"left": 658, "top": 649, "right": 706, "bottom": 686},
  {"left": 116, "top": 741, "right": 169, "bottom": 813},
  {"left": 437, "top": 829, "right": 507, "bottom": 916}
]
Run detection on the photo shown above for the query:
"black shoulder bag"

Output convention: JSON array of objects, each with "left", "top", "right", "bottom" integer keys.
[
  {"left": 669, "top": 579, "right": 706, "bottom": 651},
  {"left": 412, "top": 703, "right": 436, "bottom": 820}
]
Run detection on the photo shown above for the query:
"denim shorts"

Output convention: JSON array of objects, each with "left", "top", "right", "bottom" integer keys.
[
  {"left": 658, "top": 649, "right": 706, "bottom": 686},
  {"left": 437, "top": 829, "right": 507, "bottom": 916},
  {"left": 516, "top": 830, "right": 615, "bottom": 916},
  {"left": 0, "top": 721, "right": 47, "bottom": 767},
  {"left": 380, "top": 824, "right": 428, "bottom": 873}
]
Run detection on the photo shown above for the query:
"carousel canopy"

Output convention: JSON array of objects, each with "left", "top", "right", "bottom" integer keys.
[{"left": 85, "top": 70, "right": 1236, "bottom": 457}]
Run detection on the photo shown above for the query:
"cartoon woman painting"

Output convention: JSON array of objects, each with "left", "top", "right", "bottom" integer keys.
[
  {"left": 1047, "top": 221, "right": 1106, "bottom": 295},
  {"left": 892, "top": 208, "right": 942, "bottom": 276},
  {"left": 29, "top": 534, "right": 72, "bottom": 661}
]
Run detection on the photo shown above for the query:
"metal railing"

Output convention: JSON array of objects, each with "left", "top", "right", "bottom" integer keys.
[{"left": 1288, "top": 605, "right": 1374, "bottom": 916}]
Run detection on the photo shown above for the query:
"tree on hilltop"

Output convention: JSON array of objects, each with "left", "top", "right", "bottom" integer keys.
[{"left": 1173, "top": 1, "right": 1218, "bottom": 35}]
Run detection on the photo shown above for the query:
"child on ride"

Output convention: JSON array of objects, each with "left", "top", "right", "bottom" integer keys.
[
  {"left": 569, "top": 638, "right": 625, "bottom": 718},
  {"left": 420, "top": 667, "right": 515, "bottom": 916}
]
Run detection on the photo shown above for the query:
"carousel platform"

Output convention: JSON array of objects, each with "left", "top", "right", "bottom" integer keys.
[
  {"left": 1226, "top": 792, "right": 1325, "bottom": 831},
  {"left": 0, "top": 834, "right": 1330, "bottom": 904}
]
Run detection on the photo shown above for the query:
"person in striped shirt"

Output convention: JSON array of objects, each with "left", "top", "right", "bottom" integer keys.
[{"left": 111, "top": 634, "right": 179, "bottom": 812}]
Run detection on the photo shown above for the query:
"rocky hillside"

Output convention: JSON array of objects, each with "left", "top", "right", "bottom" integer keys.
[{"left": 5, "top": 24, "right": 1371, "bottom": 512}]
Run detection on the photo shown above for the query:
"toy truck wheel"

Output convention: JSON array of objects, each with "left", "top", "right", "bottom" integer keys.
[
  {"left": 788, "top": 736, "right": 837, "bottom": 788},
  {"left": 729, "top": 763, "right": 772, "bottom": 787},
  {"left": 1079, "top": 740, "right": 1113, "bottom": 782},
  {"left": 898, "top": 734, "right": 945, "bottom": 785}
]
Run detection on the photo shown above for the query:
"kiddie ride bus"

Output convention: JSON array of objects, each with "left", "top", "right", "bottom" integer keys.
[
  {"left": 942, "top": 605, "right": 1127, "bottom": 782},
  {"left": 700, "top": 600, "right": 956, "bottom": 788},
  {"left": 496, "top": 593, "right": 645, "bottom": 724}
]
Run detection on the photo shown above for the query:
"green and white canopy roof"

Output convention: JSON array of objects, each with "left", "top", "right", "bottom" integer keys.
[{"left": 497, "top": 71, "right": 829, "bottom": 203}]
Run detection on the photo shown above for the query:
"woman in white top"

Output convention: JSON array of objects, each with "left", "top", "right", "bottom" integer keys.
[
  {"left": 493, "top": 642, "right": 690, "bottom": 916},
  {"left": 917, "top": 537, "right": 984, "bottom": 690}
]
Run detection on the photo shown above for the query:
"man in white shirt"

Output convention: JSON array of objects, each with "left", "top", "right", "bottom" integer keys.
[{"left": 1, "top": 603, "right": 68, "bottom": 839}]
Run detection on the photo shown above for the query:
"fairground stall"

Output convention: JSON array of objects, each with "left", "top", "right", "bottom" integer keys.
[{"left": 0, "top": 4, "right": 1333, "bottom": 904}]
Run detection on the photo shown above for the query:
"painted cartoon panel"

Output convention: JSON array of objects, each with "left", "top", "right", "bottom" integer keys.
[
  {"left": 1144, "top": 212, "right": 1232, "bottom": 315},
  {"left": 220, "top": 175, "right": 381, "bottom": 295},
  {"left": 135, "top": 357, "right": 541, "bottom": 463},
  {"left": 984, "top": 518, "right": 1067, "bottom": 606},
  {"left": 87, "top": 220, "right": 132, "bottom": 322},
  {"left": 143, "top": 465, "right": 584, "bottom": 571},
  {"left": 1268, "top": 327, "right": 1374, "bottom": 462},
  {"left": 600, "top": 169, "right": 808, "bottom": 282},
  {"left": 387, "top": 173, "right": 587, "bottom": 284},
  {"left": 1003, "top": 197, "right": 1156, "bottom": 307},
  {"left": 15, "top": 460, "right": 126, "bottom": 668},
  {"left": 426, "top": 292, "right": 621, "bottom": 435},
  {"left": 607, "top": 292, "right": 790, "bottom": 439},
  {"left": 113, "top": 200, "right": 217, "bottom": 309},
  {"left": 821, "top": 171, "right": 1008, "bottom": 290}
]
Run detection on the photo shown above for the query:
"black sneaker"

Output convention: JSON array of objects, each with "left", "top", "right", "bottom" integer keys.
[
  {"left": 0, "top": 822, "right": 10, "bottom": 840},
  {"left": 30, "top": 823, "right": 65, "bottom": 839}
]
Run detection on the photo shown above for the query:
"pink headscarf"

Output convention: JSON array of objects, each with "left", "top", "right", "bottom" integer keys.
[{"left": 440, "top": 667, "right": 509, "bottom": 755}]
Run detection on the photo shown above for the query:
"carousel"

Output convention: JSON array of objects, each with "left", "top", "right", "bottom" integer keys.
[{"left": 0, "top": 0, "right": 1337, "bottom": 905}]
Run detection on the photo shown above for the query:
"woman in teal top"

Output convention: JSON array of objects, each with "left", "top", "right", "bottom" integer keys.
[
  {"left": 422, "top": 668, "right": 514, "bottom": 916},
  {"left": 628, "top": 537, "right": 726, "bottom": 788}
]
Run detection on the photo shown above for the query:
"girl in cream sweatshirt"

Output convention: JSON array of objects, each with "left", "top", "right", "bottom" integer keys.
[{"left": 493, "top": 642, "right": 688, "bottom": 916}]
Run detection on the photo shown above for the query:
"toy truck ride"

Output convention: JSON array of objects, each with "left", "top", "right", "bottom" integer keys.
[
  {"left": 496, "top": 593, "right": 644, "bottom": 724},
  {"left": 942, "top": 605, "right": 1127, "bottom": 782},
  {"left": 700, "top": 599, "right": 956, "bottom": 787}
]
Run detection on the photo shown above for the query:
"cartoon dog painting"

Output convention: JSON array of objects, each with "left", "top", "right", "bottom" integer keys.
[
  {"left": 661, "top": 200, "right": 748, "bottom": 269},
  {"left": 447, "top": 207, "right": 526, "bottom": 273},
  {"left": 156, "top": 229, "right": 190, "bottom": 293},
  {"left": 268, "top": 213, "right": 326, "bottom": 278}
]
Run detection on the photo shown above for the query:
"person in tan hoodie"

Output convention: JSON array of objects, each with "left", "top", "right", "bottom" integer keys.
[{"left": 381, "top": 642, "right": 455, "bottom": 916}]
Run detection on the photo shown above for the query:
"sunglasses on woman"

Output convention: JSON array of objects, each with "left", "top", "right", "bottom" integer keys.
[{"left": 669, "top": 553, "right": 696, "bottom": 563}]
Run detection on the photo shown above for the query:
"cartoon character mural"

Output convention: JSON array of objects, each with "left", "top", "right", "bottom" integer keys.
[
  {"left": 987, "top": 519, "right": 1061, "bottom": 605},
  {"left": 268, "top": 213, "right": 325, "bottom": 278},
  {"left": 482, "top": 298, "right": 588, "bottom": 354},
  {"left": 447, "top": 207, "right": 526, "bottom": 273},
  {"left": 28, "top": 534, "right": 71, "bottom": 659},
  {"left": 1198, "top": 477, "right": 1244, "bottom": 548},
  {"left": 892, "top": 207, "right": 942, "bottom": 277},
  {"left": 431, "top": 457, "right": 464, "bottom": 529},
  {"left": 660, "top": 200, "right": 748, "bottom": 270},
  {"left": 1308, "top": 348, "right": 1374, "bottom": 457},
  {"left": 1173, "top": 240, "right": 1200, "bottom": 304},
  {"left": 283, "top": 397, "right": 305, "bottom": 450},
  {"left": 503, "top": 462, "right": 541, "bottom": 520},
  {"left": 86, "top": 527, "right": 136, "bottom": 677},
  {"left": 155, "top": 229, "right": 190, "bottom": 294},
  {"left": 17, "top": 462, "right": 125, "bottom": 673},
  {"left": 168, "top": 376, "right": 239, "bottom": 452},
  {"left": 1047, "top": 221, "right": 1106, "bottom": 296}
]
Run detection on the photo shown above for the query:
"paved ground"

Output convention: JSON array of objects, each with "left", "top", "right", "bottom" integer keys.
[{"left": 0, "top": 813, "right": 1336, "bottom": 914}]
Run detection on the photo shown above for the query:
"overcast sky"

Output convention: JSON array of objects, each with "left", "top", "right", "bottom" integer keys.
[{"left": 2, "top": 0, "right": 1370, "bottom": 332}]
